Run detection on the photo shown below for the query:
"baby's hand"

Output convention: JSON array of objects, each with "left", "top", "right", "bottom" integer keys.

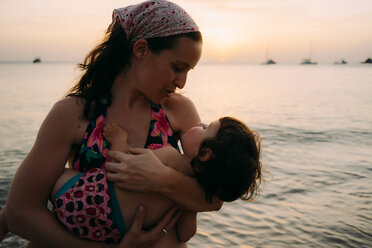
[{"left": 103, "top": 123, "right": 128, "bottom": 152}]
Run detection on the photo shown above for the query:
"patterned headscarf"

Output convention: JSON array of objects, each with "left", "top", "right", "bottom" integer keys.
[{"left": 108, "top": 0, "right": 199, "bottom": 45}]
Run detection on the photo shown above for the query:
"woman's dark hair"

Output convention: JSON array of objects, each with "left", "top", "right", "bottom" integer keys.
[
  {"left": 67, "top": 22, "right": 202, "bottom": 120},
  {"left": 191, "top": 117, "right": 263, "bottom": 203}
]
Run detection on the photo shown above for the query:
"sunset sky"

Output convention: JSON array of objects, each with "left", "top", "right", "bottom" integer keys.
[{"left": 0, "top": 0, "right": 371, "bottom": 63}]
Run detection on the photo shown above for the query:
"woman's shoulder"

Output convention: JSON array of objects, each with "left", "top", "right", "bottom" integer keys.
[
  {"left": 50, "top": 97, "right": 86, "bottom": 119},
  {"left": 163, "top": 93, "right": 192, "bottom": 106},
  {"left": 33, "top": 97, "right": 88, "bottom": 146},
  {"left": 47, "top": 97, "right": 87, "bottom": 130},
  {"left": 54, "top": 96, "right": 85, "bottom": 111},
  {"left": 162, "top": 94, "right": 201, "bottom": 135},
  {"left": 162, "top": 94, "right": 197, "bottom": 114},
  {"left": 44, "top": 97, "right": 88, "bottom": 144}
]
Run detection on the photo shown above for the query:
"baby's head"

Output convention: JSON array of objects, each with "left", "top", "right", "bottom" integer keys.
[{"left": 187, "top": 117, "right": 262, "bottom": 203}]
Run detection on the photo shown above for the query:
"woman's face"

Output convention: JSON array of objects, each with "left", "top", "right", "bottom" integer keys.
[
  {"left": 138, "top": 36, "right": 202, "bottom": 104},
  {"left": 181, "top": 120, "right": 220, "bottom": 160}
]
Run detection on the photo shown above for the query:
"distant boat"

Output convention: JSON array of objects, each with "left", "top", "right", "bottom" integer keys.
[
  {"left": 361, "top": 58, "right": 372, "bottom": 64},
  {"left": 300, "top": 58, "right": 317, "bottom": 65},
  {"left": 33, "top": 57, "right": 41, "bottom": 63},
  {"left": 263, "top": 59, "right": 276, "bottom": 65},
  {"left": 334, "top": 59, "right": 347, "bottom": 65},
  {"left": 300, "top": 40, "right": 317, "bottom": 65},
  {"left": 262, "top": 44, "right": 276, "bottom": 65}
]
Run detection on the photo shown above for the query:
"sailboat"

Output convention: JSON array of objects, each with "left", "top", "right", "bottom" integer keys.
[
  {"left": 361, "top": 58, "right": 372, "bottom": 64},
  {"left": 33, "top": 57, "right": 42, "bottom": 63},
  {"left": 300, "top": 58, "right": 317, "bottom": 65},
  {"left": 300, "top": 41, "right": 317, "bottom": 65},
  {"left": 334, "top": 59, "right": 347, "bottom": 65},
  {"left": 262, "top": 45, "right": 276, "bottom": 65},
  {"left": 263, "top": 59, "right": 276, "bottom": 65}
]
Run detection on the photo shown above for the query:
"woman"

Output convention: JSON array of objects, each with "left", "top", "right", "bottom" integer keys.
[{"left": 2, "top": 1, "right": 221, "bottom": 247}]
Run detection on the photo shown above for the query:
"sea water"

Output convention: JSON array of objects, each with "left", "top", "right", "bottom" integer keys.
[{"left": 0, "top": 62, "right": 371, "bottom": 247}]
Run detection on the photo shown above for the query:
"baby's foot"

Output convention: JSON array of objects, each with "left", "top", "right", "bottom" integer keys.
[{"left": 103, "top": 123, "right": 128, "bottom": 152}]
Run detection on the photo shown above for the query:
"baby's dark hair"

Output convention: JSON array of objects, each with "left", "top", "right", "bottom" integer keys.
[{"left": 191, "top": 117, "right": 262, "bottom": 203}]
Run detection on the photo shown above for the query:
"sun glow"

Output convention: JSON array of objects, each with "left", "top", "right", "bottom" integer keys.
[
  {"left": 202, "top": 27, "right": 248, "bottom": 62},
  {"left": 1, "top": 0, "right": 371, "bottom": 63}
]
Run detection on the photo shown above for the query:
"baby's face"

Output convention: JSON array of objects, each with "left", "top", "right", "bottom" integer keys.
[{"left": 181, "top": 120, "right": 220, "bottom": 159}]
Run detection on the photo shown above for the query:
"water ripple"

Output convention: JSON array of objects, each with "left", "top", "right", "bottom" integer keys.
[{"left": 260, "top": 125, "right": 372, "bottom": 146}]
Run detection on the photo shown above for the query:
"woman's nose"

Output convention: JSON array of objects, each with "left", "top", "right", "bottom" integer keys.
[
  {"left": 174, "top": 74, "right": 187, "bottom": 89},
  {"left": 174, "top": 79, "right": 185, "bottom": 89}
]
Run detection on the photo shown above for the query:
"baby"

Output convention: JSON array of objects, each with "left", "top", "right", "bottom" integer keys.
[{"left": 1, "top": 117, "right": 262, "bottom": 243}]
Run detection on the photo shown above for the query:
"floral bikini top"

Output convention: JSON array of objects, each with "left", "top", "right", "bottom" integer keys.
[{"left": 72, "top": 98, "right": 179, "bottom": 173}]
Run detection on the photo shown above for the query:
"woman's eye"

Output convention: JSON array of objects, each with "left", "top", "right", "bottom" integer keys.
[{"left": 172, "top": 65, "right": 183, "bottom": 73}]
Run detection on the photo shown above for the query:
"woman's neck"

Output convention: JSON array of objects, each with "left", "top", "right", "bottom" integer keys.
[{"left": 110, "top": 69, "right": 148, "bottom": 110}]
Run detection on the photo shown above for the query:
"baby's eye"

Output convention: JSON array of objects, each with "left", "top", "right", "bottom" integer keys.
[{"left": 203, "top": 124, "right": 208, "bottom": 129}]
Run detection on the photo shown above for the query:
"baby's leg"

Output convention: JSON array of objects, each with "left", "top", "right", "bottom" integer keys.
[
  {"left": 103, "top": 123, "right": 128, "bottom": 153},
  {"left": 0, "top": 208, "right": 8, "bottom": 241},
  {"left": 50, "top": 168, "right": 81, "bottom": 202}
]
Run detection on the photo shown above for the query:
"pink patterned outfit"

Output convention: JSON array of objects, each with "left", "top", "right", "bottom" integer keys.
[{"left": 53, "top": 169, "right": 122, "bottom": 243}]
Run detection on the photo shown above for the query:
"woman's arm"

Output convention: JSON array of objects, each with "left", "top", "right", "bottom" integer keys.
[
  {"left": 106, "top": 148, "right": 222, "bottom": 212},
  {"left": 158, "top": 164, "right": 223, "bottom": 211},
  {"left": 5, "top": 98, "right": 178, "bottom": 248},
  {"left": 5, "top": 98, "right": 109, "bottom": 248}
]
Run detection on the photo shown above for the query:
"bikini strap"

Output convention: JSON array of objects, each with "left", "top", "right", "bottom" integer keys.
[
  {"left": 150, "top": 101, "right": 160, "bottom": 111},
  {"left": 89, "top": 95, "right": 110, "bottom": 120}
]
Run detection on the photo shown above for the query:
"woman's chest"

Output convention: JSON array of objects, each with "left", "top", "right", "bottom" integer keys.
[{"left": 106, "top": 106, "right": 151, "bottom": 148}]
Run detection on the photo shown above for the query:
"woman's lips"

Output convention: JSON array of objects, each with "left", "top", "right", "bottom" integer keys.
[{"left": 166, "top": 88, "right": 175, "bottom": 96}]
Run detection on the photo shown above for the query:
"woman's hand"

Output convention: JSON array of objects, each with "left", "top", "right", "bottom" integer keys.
[
  {"left": 118, "top": 205, "right": 182, "bottom": 248},
  {"left": 105, "top": 148, "right": 170, "bottom": 192}
]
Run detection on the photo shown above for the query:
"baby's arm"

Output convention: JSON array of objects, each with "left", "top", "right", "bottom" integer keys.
[
  {"left": 176, "top": 211, "right": 197, "bottom": 242},
  {"left": 152, "top": 147, "right": 197, "bottom": 242},
  {"left": 151, "top": 146, "right": 193, "bottom": 177},
  {"left": 103, "top": 123, "right": 128, "bottom": 154}
]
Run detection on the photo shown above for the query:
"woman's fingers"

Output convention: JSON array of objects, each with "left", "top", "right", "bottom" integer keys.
[
  {"left": 105, "top": 148, "right": 169, "bottom": 192},
  {"left": 118, "top": 206, "right": 147, "bottom": 248},
  {"left": 107, "top": 150, "right": 127, "bottom": 161},
  {"left": 105, "top": 161, "right": 122, "bottom": 172},
  {"left": 131, "top": 206, "right": 146, "bottom": 232},
  {"left": 127, "top": 147, "right": 147, "bottom": 155},
  {"left": 106, "top": 170, "right": 121, "bottom": 182},
  {"left": 164, "top": 209, "right": 183, "bottom": 232},
  {"left": 118, "top": 206, "right": 179, "bottom": 248},
  {"left": 148, "top": 206, "right": 179, "bottom": 234}
]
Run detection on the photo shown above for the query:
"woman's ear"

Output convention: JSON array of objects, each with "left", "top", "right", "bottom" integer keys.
[
  {"left": 132, "top": 38, "right": 149, "bottom": 60},
  {"left": 199, "top": 148, "right": 213, "bottom": 162}
]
